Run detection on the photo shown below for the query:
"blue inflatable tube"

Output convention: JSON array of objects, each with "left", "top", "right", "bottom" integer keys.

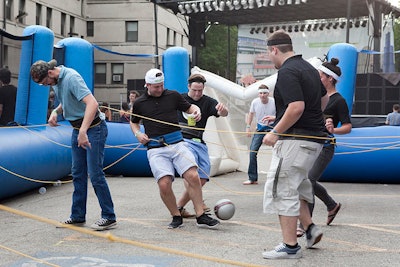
[
  {"left": 14, "top": 25, "right": 54, "bottom": 125},
  {"left": 322, "top": 126, "right": 400, "bottom": 184},
  {"left": 0, "top": 124, "right": 72, "bottom": 199},
  {"left": 163, "top": 47, "right": 189, "bottom": 93},
  {"left": 326, "top": 43, "right": 358, "bottom": 114},
  {"left": 103, "top": 123, "right": 151, "bottom": 176}
]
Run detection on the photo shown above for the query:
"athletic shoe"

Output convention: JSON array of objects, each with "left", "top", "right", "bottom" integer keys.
[
  {"left": 179, "top": 207, "right": 196, "bottom": 218},
  {"left": 262, "top": 243, "right": 302, "bottom": 259},
  {"left": 90, "top": 218, "right": 117, "bottom": 231},
  {"left": 242, "top": 180, "right": 258, "bottom": 185},
  {"left": 168, "top": 216, "right": 183, "bottom": 229},
  {"left": 305, "top": 224, "right": 323, "bottom": 248},
  {"left": 196, "top": 213, "right": 220, "bottom": 229},
  {"left": 57, "top": 218, "right": 85, "bottom": 228}
]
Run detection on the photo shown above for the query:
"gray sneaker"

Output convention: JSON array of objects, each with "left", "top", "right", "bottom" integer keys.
[
  {"left": 306, "top": 224, "right": 323, "bottom": 248},
  {"left": 90, "top": 218, "right": 117, "bottom": 231},
  {"left": 262, "top": 243, "right": 302, "bottom": 259}
]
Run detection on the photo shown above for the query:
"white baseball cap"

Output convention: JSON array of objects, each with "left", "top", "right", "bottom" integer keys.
[{"left": 145, "top": 68, "right": 164, "bottom": 84}]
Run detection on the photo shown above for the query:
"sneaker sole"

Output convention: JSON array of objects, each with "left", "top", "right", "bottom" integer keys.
[
  {"left": 196, "top": 222, "right": 220, "bottom": 229},
  {"left": 90, "top": 222, "right": 117, "bottom": 231},
  {"left": 262, "top": 252, "right": 302, "bottom": 259},
  {"left": 56, "top": 222, "right": 86, "bottom": 228},
  {"left": 168, "top": 224, "right": 184, "bottom": 229},
  {"left": 306, "top": 232, "right": 323, "bottom": 248}
]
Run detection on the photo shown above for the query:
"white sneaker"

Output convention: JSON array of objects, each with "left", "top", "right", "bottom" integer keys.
[{"left": 262, "top": 243, "right": 302, "bottom": 259}]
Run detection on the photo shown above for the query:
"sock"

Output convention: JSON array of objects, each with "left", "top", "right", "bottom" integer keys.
[{"left": 285, "top": 243, "right": 299, "bottom": 249}]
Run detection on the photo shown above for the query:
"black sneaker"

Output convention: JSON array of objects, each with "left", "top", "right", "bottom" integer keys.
[
  {"left": 90, "top": 218, "right": 117, "bottom": 231},
  {"left": 196, "top": 213, "right": 220, "bottom": 229},
  {"left": 57, "top": 218, "right": 86, "bottom": 228},
  {"left": 168, "top": 216, "right": 183, "bottom": 229}
]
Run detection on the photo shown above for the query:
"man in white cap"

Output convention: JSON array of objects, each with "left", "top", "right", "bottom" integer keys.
[
  {"left": 130, "top": 68, "right": 220, "bottom": 229},
  {"left": 243, "top": 84, "right": 276, "bottom": 185}
]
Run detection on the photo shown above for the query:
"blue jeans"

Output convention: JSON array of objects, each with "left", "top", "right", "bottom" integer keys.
[
  {"left": 248, "top": 132, "right": 266, "bottom": 182},
  {"left": 70, "top": 120, "right": 116, "bottom": 221}
]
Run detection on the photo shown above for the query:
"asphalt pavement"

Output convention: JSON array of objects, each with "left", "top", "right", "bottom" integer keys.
[{"left": 1, "top": 171, "right": 400, "bottom": 267}]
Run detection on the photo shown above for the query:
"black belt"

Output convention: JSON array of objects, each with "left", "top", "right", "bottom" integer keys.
[
  {"left": 70, "top": 116, "right": 101, "bottom": 129},
  {"left": 281, "top": 128, "right": 328, "bottom": 144}
]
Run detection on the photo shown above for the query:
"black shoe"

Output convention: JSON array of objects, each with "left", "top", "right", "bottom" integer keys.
[
  {"left": 90, "top": 218, "right": 117, "bottom": 231},
  {"left": 57, "top": 218, "right": 86, "bottom": 228},
  {"left": 196, "top": 213, "right": 220, "bottom": 229},
  {"left": 168, "top": 216, "right": 183, "bottom": 229}
]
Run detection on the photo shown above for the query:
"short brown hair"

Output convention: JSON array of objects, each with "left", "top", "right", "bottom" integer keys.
[
  {"left": 188, "top": 73, "right": 206, "bottom": 84},
  {"left": 267, "top": 30, "right": 293, "bottom": 53}
]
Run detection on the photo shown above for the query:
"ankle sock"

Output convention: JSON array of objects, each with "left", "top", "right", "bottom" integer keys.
[{"left": 285, "top": 243, "right": 299, "bottom": 249}]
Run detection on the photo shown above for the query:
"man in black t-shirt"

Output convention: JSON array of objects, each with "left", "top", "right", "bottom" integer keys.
[
  {"left": 261, "top": 30, "right": 329, "bottom": 259},
  {"left": 176, "top": 73, "right": 228, "bottom": 218},
  {"left": 130, "top": 69, "right": 220, "bottom": 229},
  {"left": 0, "top": 68, "right": 17, "bottom": 126}
]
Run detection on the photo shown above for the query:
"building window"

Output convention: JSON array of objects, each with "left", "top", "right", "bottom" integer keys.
[
  {"left": 17, "top": 0, "right": 26, "bottom": 24},
  {"left": 61, "top": 13, "right": 66, "bottom": 36},
  {"left": 69, "top": 16, "right": 76, "bottom": 36},
  {"left": 5, "top": 0, "right": 13, "bottom": 20},
  {"left": 46, "top": 7, "right": 52, "bottom": 28},
  {"left": 95, "top": 63, "right": 106, "bottom": 84},
  {"left": 35, "top": 3, "right": 42, "bottom": 25},
  {"left": 126, "top": 21, "right": 138, "bottom": 42},
  {"left": 111, "top": 63, "right": 124, "bottom": 84},
  {"left": 87, "top": 21, "right": 94, "bottom": 37}
]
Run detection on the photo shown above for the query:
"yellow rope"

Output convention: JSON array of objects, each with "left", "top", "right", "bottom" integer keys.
[
  {"left": 0, "top": 204, "right": 267, "bottom": 267},
  {"left": 0, "top": 243, "right": 60, "bottom": 267}
]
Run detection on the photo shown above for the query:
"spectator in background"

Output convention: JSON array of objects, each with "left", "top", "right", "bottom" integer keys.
[
  {"left": 128, "top": 90, "right": 140, "bottom": 110},
  {"left": 47, "top": 90, "right": 56, "bottom": 119},
  {"left": 0, "top": 68, "right": 17, "bottom": 126},
  {"left": 243, "top": 84, "right": 276, "bottom": 185},
  {"left": 119, "top": 102, "right": 130, "bottom": 123},
  {"left": 385, "top": 104, "right": 400, "bottom": 125},
  {"left": 100, "top": 102, "right": 112, "bottom": 121}
]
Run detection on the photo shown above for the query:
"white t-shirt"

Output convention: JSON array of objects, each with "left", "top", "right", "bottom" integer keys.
[{"left": 249, "top": 97, "right": 276, "bottom": 126}]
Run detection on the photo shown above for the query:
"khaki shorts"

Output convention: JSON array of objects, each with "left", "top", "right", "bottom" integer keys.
[
  {"left": 147, "top": 141, "right": 197, "bottom": 182},
  {"left": 263, "top": 139, "right": 322, "bottom": 216}
]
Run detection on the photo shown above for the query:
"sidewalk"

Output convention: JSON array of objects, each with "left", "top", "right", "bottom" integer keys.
[{"left": 1, "top": 171, "right": 400, "bottom": 267}]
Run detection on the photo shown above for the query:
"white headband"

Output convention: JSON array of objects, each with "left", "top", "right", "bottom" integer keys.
[
  {"left": 258, "top": 89, "right": 269, "bottom": 93},
  {"left": 318, "top": 65, "right": 340, "bottom": 81}
]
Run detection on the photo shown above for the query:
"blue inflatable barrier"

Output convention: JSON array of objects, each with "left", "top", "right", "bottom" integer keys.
[
  {"left": 322, "top": 126, "right": 400, "bottom": 184},
  {"left": 163, "top": 47, "right": 190, "bottom": 93}
]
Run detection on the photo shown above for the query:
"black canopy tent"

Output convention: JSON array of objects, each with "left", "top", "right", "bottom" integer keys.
[{"left": 154, "top": 0, "right": 400, "bottom": 71}]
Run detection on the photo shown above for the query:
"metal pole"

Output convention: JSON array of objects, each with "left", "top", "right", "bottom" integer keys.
[
  {"left": 1, "top": 0, "right": 6, "bottom": 68},
  {"left": 227, "top": 25, "right": 231, "bottom": 81},
  {"left": 153, "top": 2, "right": 160, "bottom": 69},
  {"left": 345, "top": 0, "right": 351, "bottom": 43}
]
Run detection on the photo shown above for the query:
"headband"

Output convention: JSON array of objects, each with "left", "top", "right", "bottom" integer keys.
[
  {"left": 318, "top": 65, "right": 340, "bottom": 81},
  {"left": 267, "top": 38, "right": 292, "bottom": 46},
  {"left": 258, "top": 88, "right": 269, "bottom": 93}
]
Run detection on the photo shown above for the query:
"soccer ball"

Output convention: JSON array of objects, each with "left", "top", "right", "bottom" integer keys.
[{"left": 214, "top": 199, "right": 235, "bottom": 220}]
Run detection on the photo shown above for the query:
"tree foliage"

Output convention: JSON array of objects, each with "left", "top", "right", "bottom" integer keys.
[{"left": 197, "top": 24, "right": 238, "bottom": 81}]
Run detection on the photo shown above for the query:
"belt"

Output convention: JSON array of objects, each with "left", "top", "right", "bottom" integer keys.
[
  {"left": 281, "top": 128, "right": 328, "bottom": 144},
  {"left": 70, "top": 116, "right": 102, "bottom": 130},
  {"left": 147, "top": 131, "right": 184, "bottom": 149}
]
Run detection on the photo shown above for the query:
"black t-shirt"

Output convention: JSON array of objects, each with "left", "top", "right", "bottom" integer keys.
[
  {"left": 131, "top": 89, "right": 191, "bottom": 137},
  {"left": 177, "top": 93, "right": 219, "bottom": 140},
  {"left": 324, "top": 92, "right": 351, "bottom": 128},
  {"left": 273, "top": 55, "right": 326, "bottom": 132},
  {"left": 0, "top": 84, "right": 17, "bottom": 126}
]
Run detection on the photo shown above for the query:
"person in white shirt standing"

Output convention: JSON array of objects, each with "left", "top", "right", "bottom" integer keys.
[{"left": 243, "top": 84, "right": 276, "bottom": 185}]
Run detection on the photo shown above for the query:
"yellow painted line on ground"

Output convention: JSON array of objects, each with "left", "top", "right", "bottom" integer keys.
[{"left": 0, "top": 204, "right": 269, "bottom": 267}]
